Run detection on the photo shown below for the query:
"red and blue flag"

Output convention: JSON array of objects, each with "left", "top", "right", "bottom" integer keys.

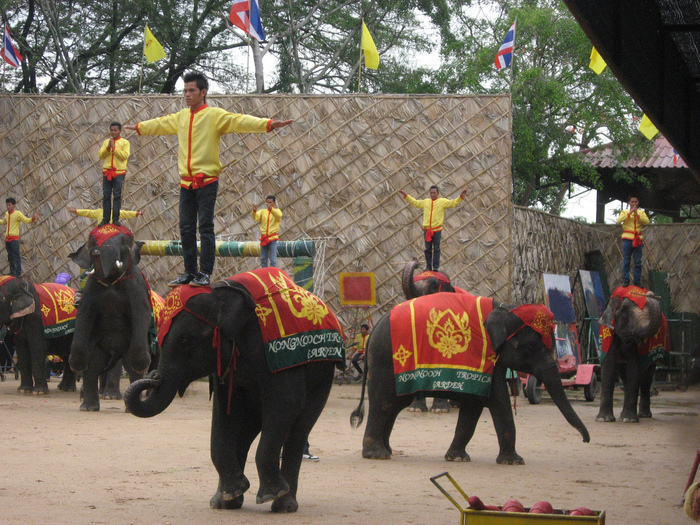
[
  {"left": 230, "top": 0, "right": 266, "bottom": 41},
  {"left": 1, "top": 25, "right": 23, "bottom": 68},
  {"left": 494, "top": 21, "right": 516, "bottom": 70}
]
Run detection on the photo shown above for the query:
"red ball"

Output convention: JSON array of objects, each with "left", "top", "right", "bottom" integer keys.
[
  {"left": 568, "top": 507, "right": 595, "bottom": 516},
  {"left": 530, "top": 501, "right": 554, "bottom": 514},
  {"left": 484, "top": 505, "right": 501, "bottom": 511},
  {"left": 502, "top": 499, "right": 525, "bottom": 512}
]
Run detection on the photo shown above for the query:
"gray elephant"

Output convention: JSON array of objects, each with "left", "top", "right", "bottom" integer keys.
[
  {"left": 402, "top": 259, "right": 457, "bottom": 298},
  {"left": 124, "top": 268, "right": 345, "bottom": 513},
  {"left": 68, "top": 225, "right": 160, "bottom": 411},
  {"left": 0, "top": 275, "right": 77, "bottom": 394},
  {"left": 596, "top": 286, "right": 665, "bottom": 423},
  {"left": 351, "top": 292, "right": 590, "bottom": 464}
]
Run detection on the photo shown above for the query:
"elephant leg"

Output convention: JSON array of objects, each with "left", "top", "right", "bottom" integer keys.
[
  {"left": 210, "top": 384, "right": 256, "bottom": 510},
  {"left": 80, "top": 353, "right": 110, "bottom": 411},
  {"left": 30, "top": 334, "right": 50, "bottom": 395},
  {"left": 272, "top": 374, "right": 334, "bottom": 514},
  {"left": 57, "top": 367, "right": 77, "bottom": 392},
  {"left": 362, "top": 394, "right": 413, "bottom": 459},
  {"left": 431, "top": 398, "right": 452, "bottom": 413},
  {"left": 488, "top": 373, "right": 524, "bottom": 465},
  {"left": 407, "top": 393, "right": 428, "bottom": 412},
  {"left": 100, "top": 361, "right": 123, "bottom": 400},
  {"left": 619, "top": 361, "right": 640, "bottom": 423},
  {"left": 596, "top": 353, "right": 618, "bottom": 422},
  {"left": 638, "top": 363, "right": 656, "bottom": 418},
  {"left": 445, "top": 402, "right": 484, "bottom": 462},
  {"left": 14, "top": 338, "right": 34, "bottom": 393}
]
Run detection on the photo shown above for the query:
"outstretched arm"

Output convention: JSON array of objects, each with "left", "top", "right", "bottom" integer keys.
[{"left": 268, "top": 119, "right": 294, "bottom": 130}]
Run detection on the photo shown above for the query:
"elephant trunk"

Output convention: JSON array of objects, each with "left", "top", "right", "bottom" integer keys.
[
  {"left": 539, "top": 365, "right": 590, "bottom": 443},
  {"left": 402, "top": 260, "right": 421, "bottom": 299},
  {"left": 124, "top": 371, "right": 178, "bottom": 418}
]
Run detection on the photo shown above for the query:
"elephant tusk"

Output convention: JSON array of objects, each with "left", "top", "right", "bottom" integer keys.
[
  {"left": 86, "top": 268, "right": 95, "bottom": 275},
  {"left": 115, "top": 260, "right": 123, "bottom": 269}
]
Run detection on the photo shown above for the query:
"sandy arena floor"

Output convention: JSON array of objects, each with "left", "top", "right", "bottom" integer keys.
[{"left": 0, "top": 373, "right": 698, "bottom": 524}]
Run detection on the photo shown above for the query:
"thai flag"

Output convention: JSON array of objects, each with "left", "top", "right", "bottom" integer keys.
[
  {"left": 1, "top": 25, "right": 23, "bottom": 68},
  {"left": 495, "top": 20, "right": 516, "bottom": 70},
  {"left": 230, "top": 0, "right": 266, "bottom": 41}
]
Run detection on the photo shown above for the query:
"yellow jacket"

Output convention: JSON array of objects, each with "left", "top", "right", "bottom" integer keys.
[
  {"left": 616, "top": 209, "right": 650, "bottom": 240},
  {"left": 252, "top": 208, "right": 283, "bottom": 240},
  {"left": 75, "top": 209, "right": 139, "bottom": 224},
  {"left": 98, "top": 137, "right": 130, "bottom": 175},
  {"left": 353, "top": 333, "right": 368, "bottom": 354},
  {"left": 136, "top": 104, "right": 271, "bottom": 188},
  {"left": 0, "top": 210, "right": 35, "bottom": 241},
  {"left": 404, "top": 194, "right": 464, "bottom": 230}
]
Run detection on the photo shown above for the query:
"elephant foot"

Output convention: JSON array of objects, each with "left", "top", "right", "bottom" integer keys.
[
  {"left": 32, "top": 386, "right": 49, "bottom": 395},
  {"left": 80, "top": 401, "right": 100, "bottom": 411},
  {"left": 256, "top": 478, "right": 290, "bottom": 505},
  {"left": 57, "top": 380, "right": 76, "bottom": 392},
  {"left": 100, "top": 392, "right": 123, "bottom": 400},
  {"left": 638, "top": 410, "right": 652, "bottom": 418},
  {"left": 496, "top": 452, "right": 525, "bottom": 465},
  {"left": 210, "top": 492, "right": 244, "bottom": 510},
  {"left": 271, "top": 493, "right": 299, "bottom": 513},
  {"left": 595, "top": 412, "right": 616, "bottom": 422},
  {"left": 362, "top": 441, "right": 392, "bottom": 460},
  {"left": 17, "top": 384, "right": 33, "bottom": 394},
  {"left": 407, "top": 398, "right": 428, "bottom": 412},
  {"left": 431, "top": 399, "right": 452, "bottom": 413},
  {"left": 445, "top": 449, "right": 470, "bottom": 462},
  {"left": 619, "top": 415, "right": 640, "bottom": 423}
]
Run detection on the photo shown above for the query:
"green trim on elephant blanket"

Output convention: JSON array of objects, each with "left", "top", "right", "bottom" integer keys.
[
  {"left": 265, "top": 329, "right": 345, "bottom": 372},
  {"left": 395, "top": 367, "right": 492, "bottom": 397}
]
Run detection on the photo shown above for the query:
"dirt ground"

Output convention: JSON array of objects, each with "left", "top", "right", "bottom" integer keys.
[{"left": 1, "top": 373, "right": 699, "bottom": 525}]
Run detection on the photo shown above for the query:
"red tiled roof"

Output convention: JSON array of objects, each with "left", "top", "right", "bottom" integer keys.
[{"left": 579, "top": 136, "right": 688, "bottom": 170}]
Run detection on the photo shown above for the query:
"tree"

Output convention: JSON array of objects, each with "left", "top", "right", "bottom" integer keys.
[{"left": 435, "top": 0, "right": 651, "bottom": 211}]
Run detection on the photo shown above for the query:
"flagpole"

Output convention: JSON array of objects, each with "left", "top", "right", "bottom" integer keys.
[
  {"left": 139, "top": 23, "right": 146, "bottom": 94},
  {"left": 246, "top": 0, "right": 252, "bottom": 93},
  {"left": 357, "top": 53, "right": 363, "bottom": 92}
]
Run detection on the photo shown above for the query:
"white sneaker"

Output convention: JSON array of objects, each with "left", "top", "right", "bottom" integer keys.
[{"left": 302, "top": 453, "right": 319, "bottom": 461}]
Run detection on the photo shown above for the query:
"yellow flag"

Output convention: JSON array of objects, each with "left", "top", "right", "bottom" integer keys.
[
  {"left": 589, "top": 47, "right": 606, "bottom": 74},
  {"left": 639, "top": 114, "right": 659, "bottom": 140},
  {"left": 144, "top": 25, "right": 166, "bottom": 64},
  {"left": 361, "top": 21, "right": 379, "bottom": 70}
]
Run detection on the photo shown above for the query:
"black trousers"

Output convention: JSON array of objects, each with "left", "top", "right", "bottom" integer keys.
[{"left": 179, "top": 181, "right": 218, "bottom": 275}]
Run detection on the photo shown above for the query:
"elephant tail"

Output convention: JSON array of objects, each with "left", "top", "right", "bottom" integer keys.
[{"left": 350, "top": 368, "right": 368, "bottom": 428}]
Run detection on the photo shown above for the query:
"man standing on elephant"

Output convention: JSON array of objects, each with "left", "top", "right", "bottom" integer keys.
[
  {"left": 251, "top": 195, "right": 282, "bottom": 268},
  {"left": 398, "top": 186, "right": 467, "bottom": 272},
  {"left": 1, "top": 198, "right": 40, "bottom": 277},
  {"left": 98, "top": 121, "right": 131, "bottom": 227},
  {"left": 123, "top": 72, "right": 293, "bottom": 288},
  {"left": 617, "top": 195, "right": 650, "bottom": 287}
]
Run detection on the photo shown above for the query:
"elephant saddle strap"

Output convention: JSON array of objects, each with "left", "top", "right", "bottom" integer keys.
[
  {"left": 390, "top": 293, "right": 495, "bottom": 397},
  {"left": 226, "top": 267, "right": 345, "bottom": 372},
  {"left": 33, "top": 283, "right": 76, "bottom": 338}
]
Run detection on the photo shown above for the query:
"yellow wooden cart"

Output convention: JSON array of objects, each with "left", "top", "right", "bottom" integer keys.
[{"left": 431, "top": 472, "right": 606, "bottom": 525}]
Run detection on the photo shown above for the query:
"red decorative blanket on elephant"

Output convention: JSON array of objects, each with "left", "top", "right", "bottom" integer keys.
[
  {"left": 226, "top": 268, "right": 345, "bottom": 372},
  {"left": 157, "top": 285, "right": 212, "bottom": 346},
  {"left": 413, "top": 270, "right": 469, "bottom": 294},
  {"left": 390, "top": 292, "right": 495, "bottom": 397},
  {"left": 89, "top": 224, "right": 133, "bottom": 247},
  {"left": 612, "top": 285, "right": 650, "bottom": 309},
  {"left": 34, "top": 283, "right": 76, "bottom": 338},
  {"left": 147, "top": 288, "right": 165, "bottom": 354},
  {"left": 600, "top": 313, "right": 669, "bottom": 367}
]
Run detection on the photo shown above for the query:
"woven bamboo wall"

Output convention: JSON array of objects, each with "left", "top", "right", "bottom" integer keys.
[
  {"left": 0, "top": 94, "right": 513, "bottom": 326},
  {"left": 513, "top": 206, "right": 700, "bottom": 315}
]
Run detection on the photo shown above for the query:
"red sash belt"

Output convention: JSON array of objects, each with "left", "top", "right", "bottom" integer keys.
[
  {"left": 424, "top": 227, "right": 441, "bottom": 242},
  {"left": 632, "top": 231, "right": 643, "bottom": 248},
  {"left": 5, "top": 236, "right": 19, "bottom": 242},
  {"left": 260, "top": 233, "right": 279, "bottom": 247},
  {"left": 182, "top": 173, "right": 217, "bottom": 190},
  {"left": 103, "top": 169, "right": 118, "bottom": 181}
]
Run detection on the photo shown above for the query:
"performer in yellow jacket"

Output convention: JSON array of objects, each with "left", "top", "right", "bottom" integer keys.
[
  {"left": 616, "top": 195, "right": 650, "bottom": 287},
  {"left": 1, "top": 197, "right": 41, "bottom": 277},
  {"left": 97, "top": 121, "right": 131, "bottom": 227},
  {"left": 124, "top": 71, "right": 293, "bottom": 287},
  {"left": 66, "top": 206, "right": 142, "bottom": 225},
  {"left": 399, "top": 186, "right": 467, "bottom": 271},
  {"left": 251, "top": 195, "right": 283, "bottom": 268}
]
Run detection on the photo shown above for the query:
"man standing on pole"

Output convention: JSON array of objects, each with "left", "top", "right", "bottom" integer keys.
[{"left": 124, "top": 72, "right": 292, "bottom": 287}]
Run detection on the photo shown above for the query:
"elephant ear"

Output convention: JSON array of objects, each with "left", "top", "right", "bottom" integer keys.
[
  {"left": 599, "top": 296, "right": 620, "bottom": 329},
  {"left": 132, "top": 240, "right": 144, "bottom": 265},
  {"left": 10, "top": 282, "right": 36, "bottom": 319},
  {"left": 211, "top": 281, "right": 257, "bottom": 338},
  {"left": 484, "top": 305, "right": 521, "bottom": 351},
  {"left": 69, "top": 243, "right": 92, "bottom": 269}
]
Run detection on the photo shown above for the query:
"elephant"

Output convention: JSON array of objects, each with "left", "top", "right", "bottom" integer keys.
[
  {"left": 351, "top": 292, "right": 590, "bottom": 464},
  {"left": 68, "top": 224, "right": 160, "bottom": 411},
  {"left": 0, "top": 275, "right": 77, "bottom": 394},
  {"left": 124, "top": 268, "right": 345, "bottom": 513},
  {"left": 596, "top": 286, "right": 664, "bottom": 423},
  {"left": 402, "top": 259, "right": 457, "bottom": 298}
]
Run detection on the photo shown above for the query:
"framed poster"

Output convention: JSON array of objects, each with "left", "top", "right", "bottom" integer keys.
[
  {"left": 542, "top": 273, "right": 580, "bottom": 369},
  {"left": 579, "top": 270, "right": 606, "bottom": 352}
]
